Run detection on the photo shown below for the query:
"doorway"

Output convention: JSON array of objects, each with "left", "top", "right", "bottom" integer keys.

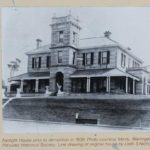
[{"left": 55, "top": 72, "right": 64, "bottom": 91}]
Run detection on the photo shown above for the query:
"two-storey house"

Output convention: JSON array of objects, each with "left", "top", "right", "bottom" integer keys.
[{"left": 9, "top": 14, "right": 150, "bottom": 95}]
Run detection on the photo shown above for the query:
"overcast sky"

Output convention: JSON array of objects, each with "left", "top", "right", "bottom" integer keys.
[{"left": 2, "top": 7, "right": 150, "bottom": 84}]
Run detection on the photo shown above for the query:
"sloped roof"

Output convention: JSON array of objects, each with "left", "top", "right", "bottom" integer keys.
[
  {"left": 79, "top": 36, "right": 143, "bottom": 63},
  {"left": 71, "top": 69, "right": 112, "bottom": 77},
  {"left": 26, "top": 44, "right": 51, "bottom": 55},
  {"left": 71, "top": 68, "right": 139, "bottom": 81},
  {"left": 25, "top": 36, "right": 143, "bottom": 63},
  {"left": 79, "top": 37, "right": 119, "bottom": 49},
  {"left": 9, "top": 72, "right": 50, "bottom": 81}
]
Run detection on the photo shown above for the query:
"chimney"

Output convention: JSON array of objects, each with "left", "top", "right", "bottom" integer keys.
[
  {"left": 104, "top": 31, "right": 112, "bottom": 38},
  {"left": 36, "top": 39, "right": 42, "bottom": 49}
]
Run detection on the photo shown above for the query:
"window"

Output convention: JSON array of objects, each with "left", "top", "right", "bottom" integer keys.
[
  {"left": 47, "top": 56, "right": 51, "bottom": 68},
  {"left": 128, "top": 58, "right": 131, "bottom": 68},
  {"left": 121, "top": 53, "right": 126, "bottom": 68},
  {"left": 136, "top": 62, "right": 140, "bottom": 68},
  {"left": 86, "top": 53, "right": 91, "bottom": 65},
  {"left": 102, "top": 51, "right": 107, "bottom": 64},
  {"left": 73, "top": 52, "right": 76, "bottom": 65},
  {"left": 32, "top": 57, "right": 41, "bottom": 69},
  {"left": 98, "top": 51, "right": 110, "bottom": 65},
  {"left": 58, "top": 51, "right": 63, "bottom": 63},
  {"left": 132, "top": 60, "right": 134, "bottom": 67},
  {"left": 82, "top": 52, "right": 94, "bottom": 65},
  {"left": 59, "top": 31, "right": 64, "bottom": 43},
  {"left": 132, "top": 60, "right": 140, "bottom": 68},
  {"left": 73, "top": 32, "right": 77, "bottom": 44},
  {"left": 82, "top": 53, "right": 86, "bottom": 65}
]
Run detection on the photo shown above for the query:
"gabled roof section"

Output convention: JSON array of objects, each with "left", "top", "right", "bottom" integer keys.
[{"left": 25, "top": 44, "right": 51, "bottom": 55}]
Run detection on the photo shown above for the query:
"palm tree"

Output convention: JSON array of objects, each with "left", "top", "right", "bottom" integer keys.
[{"left": 8, "top": 58, "right": 21, "bottom": 78}]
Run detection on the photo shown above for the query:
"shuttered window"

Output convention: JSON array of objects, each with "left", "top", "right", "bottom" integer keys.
[
  {"left": 32, "top": 57, "right": 41, "bottom": 69},
  {"left": 86, "top": 53, "right": 91, "bottom": 65},
  {"left": 102, "top": 51, "right": 107, "bottom": 64},
  {"left": 83, "top": 52, "right": 94, "bottom": 65},
  {"left": 98, "top": 51, "right": 110, "bottom": 65}
]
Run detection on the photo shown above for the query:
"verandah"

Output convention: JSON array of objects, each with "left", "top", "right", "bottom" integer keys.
[
  {"left": 71, "top": 76, "right": 136, "bottom": 94},
  {"left": 9, "top": 79, "right": 49, "bottom": 94}
]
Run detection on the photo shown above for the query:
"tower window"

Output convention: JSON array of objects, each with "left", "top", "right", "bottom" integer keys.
[
  {"left": 58, "top": 51, "right": 63, "bottom": 63},
  {"left": 73, "top": 32, "right": 77, "bottom": 44},
  {"left": 59, "top": 31, "right": 64, "bottom": 43}
]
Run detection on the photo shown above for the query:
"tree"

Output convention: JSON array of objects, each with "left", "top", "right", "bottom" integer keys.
[{"left": 8, "top": 58, "right": 21, "bottom": 78}]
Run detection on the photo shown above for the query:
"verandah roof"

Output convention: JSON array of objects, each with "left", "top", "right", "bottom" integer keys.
[
  {"left": 70, "top": 68, "right": 140, "bottom": 81},
  {"left": 9, "top": 72, "right": 50, "bottom": 81}
]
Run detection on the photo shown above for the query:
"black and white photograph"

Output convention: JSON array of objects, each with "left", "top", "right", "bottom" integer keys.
[{"left": 2, "top": 7, "right": 150, "bottom": 133}]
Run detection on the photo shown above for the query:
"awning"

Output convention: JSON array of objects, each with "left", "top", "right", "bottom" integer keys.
[
  {"left": 9, "top": 72, "right": 50, "bottom": 81},
  {"left": 70, "top": 68, "right": 140, "bottom": 81}
]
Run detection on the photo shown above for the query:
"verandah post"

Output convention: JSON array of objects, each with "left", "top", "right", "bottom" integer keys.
[
  {"left": 86, "top": 77, "right": 91, "bottom": 93},
  {"left": 35, "top": 79, "right": 39, "bottom": 93},
  {"left": 126, "top": 76, "right": 128, "bottom": 93}
]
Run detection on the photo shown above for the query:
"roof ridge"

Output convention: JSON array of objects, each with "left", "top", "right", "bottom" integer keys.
[
  {"left": 26, "top": 44, "right": 51, "bottom": 55},
  {"left": 80, "top": 36, "right": 105, "bottom": 40},
  {"left": 108, "top": 38, "right": 120, "bottom": 44}
]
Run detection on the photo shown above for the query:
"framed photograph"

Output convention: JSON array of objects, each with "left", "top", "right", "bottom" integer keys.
[{"left": 1, "top": 1, "right": 150, "bottom": 150}]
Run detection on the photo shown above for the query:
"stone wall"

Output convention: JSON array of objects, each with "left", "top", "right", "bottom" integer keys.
[
  {"left": 49, "top": 66, "right": 76, "bottom": 92},
  {"left": 77, "top": 47, "right": 117, "bottom": 70},
  {"left": 28, "top": 53, "right": 50, "bottom": 73}
]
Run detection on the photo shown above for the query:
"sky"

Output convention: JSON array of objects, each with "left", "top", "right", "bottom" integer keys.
[{"left": 2, "top": 7, "right": 150, "bottom": 84}]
